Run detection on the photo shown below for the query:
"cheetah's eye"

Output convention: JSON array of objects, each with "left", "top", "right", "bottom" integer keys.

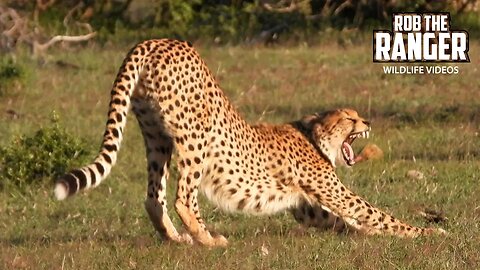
[{"left": 345, "top": 117, "right": 357, "bottom": 123}]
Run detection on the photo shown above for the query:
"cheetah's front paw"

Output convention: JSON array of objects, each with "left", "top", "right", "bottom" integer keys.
[
  {"left": 422, "top": 227, "right": 447, "bottom": 236},
  {"left": 211, "top": 233, "right": 228, "bottom": 247},
  {"left": 169, "top": 232, "right": 194, "bottom": 245},
  {"left": 194, "top": 231, "right": 228, "bottom": 247}
]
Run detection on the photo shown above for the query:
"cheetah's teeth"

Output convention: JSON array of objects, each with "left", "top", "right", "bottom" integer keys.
[{"left": 350, "top": 131, "right": 370, "bottom": 139}]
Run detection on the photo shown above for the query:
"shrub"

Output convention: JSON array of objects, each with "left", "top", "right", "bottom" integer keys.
[
  {"left": 0, "top": 58, "right": 23, "bottom": 97},
  {"left": 0, "top": 113, "right": 91, "bottom": 190}
]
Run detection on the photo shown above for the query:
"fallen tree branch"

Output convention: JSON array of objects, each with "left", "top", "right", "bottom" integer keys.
[
  {"left": 1, "top": 6, "right": 97, "bottom": 57},
  {"left": 333, "top": 0, "right": 353, "bottom": 16},
  {"left": 262, "top": 0, "right": 307, "bottom": 13},
  {"left": 75, "top": 22, "right": 93, "bottom": 33},
  {"left": 0, "top": 6, "right": 33, "bottom": 52},
  {"left": 1, "top": 7, "right": 24, "bottom": 37},
  {"left": 33, "top": 31, "right": 96, "bottom": 57},
  {"left": 63, "top": 1, "right": 84, "bottom": 29}
]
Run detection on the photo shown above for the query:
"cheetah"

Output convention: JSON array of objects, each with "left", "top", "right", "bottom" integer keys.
[{"left": 54, "top": 39, "right": 444, "bottom": 246}]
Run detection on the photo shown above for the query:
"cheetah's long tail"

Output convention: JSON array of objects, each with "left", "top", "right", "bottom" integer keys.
[{"left": 54, "top": 43, "right": 146, "bottom": 200}]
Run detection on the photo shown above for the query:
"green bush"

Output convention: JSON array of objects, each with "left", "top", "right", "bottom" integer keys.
[
  {"left": 0, "top": 58, "right": 23, "bottom": 97},
  {"left": 0, "top": 114, "right": 91, "bottom": 190}
]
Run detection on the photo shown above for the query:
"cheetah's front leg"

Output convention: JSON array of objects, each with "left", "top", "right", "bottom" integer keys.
[
  {"left": 174, "top": 155, "right": 228, "bottom": 247},
  {"left": 301, "top": 172, "right": 445, "bottom": 237},
  {"left": 291, "top": 200, "right": 347, "bottom": 233}
]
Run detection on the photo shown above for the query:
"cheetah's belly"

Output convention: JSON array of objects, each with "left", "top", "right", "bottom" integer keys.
[{"left": 200, "top": 165, "right": 303, "bottom": 215}]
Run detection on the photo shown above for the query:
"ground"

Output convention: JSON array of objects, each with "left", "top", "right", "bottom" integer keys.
[{"left": 0, "top": 41, "right": 479, "bottom": 269}]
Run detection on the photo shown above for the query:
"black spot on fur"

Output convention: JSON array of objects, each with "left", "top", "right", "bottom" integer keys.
[
  {"left": 150, "top": 161, "right": 159, "bottom": 172},
  {"left": 104, "top": 144, "right": 118, "bottom": 152},
  {"left": 95, "top": 162, "right": 105, "bottom": 176},
  {"left": 62, "top": 174, "right": 78, "bottom": 194},
  {"left": 102, "top": 153, "right": 112, "bottom": 164},
  {"left": 321, "top": 209, "right": 330, "bottom": 219},
  {"left": 71, "top": 169, "right": 87, "bottom": 189},
  {"left": 87, "top": 167, "right": 96, "bottom": 186},
  {"left": 112, "top": 128, "right": 120, "bottom": 138},
  {"left": 237, "top": 199, "right": 246, "bottom": 210}
]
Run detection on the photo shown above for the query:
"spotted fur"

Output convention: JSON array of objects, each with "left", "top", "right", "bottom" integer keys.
[{"left": 54, "top": 39, "right": 444, "bottom": 246}]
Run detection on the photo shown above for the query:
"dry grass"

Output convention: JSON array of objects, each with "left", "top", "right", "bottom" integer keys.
[{"left": 1, "top": 40, "right": 479, "bottom": 269}]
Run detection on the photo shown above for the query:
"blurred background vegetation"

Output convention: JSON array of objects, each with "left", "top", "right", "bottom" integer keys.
[{"left": 1, "top": 0, "right": 479, "bottom": 55}]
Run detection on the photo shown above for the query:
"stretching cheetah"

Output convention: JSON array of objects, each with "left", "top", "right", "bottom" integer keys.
[{"left": 54, "top": 39, "right": 444, "bottom": 246}]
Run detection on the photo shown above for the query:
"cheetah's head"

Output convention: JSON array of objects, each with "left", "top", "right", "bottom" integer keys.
[{"left": 301, "top": 108, "right": 371, "bottom": 167}]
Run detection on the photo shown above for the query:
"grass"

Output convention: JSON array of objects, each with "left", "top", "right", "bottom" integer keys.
[{"left": 1, "top": 40, "right": 480, "bottom": 269}]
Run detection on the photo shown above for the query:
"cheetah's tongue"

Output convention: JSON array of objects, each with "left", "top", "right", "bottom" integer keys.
[{"left": 342, "top": 141, "right": 355, "bottom": 165}]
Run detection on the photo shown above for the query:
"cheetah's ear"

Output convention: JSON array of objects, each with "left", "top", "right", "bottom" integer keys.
[{"left": 300, "top": 113, "right": 322, "bottom": 130}]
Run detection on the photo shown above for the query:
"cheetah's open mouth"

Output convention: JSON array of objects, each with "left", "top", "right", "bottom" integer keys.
[{"left": 342, "top": 130, "right": 370, "bottom": 166}]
